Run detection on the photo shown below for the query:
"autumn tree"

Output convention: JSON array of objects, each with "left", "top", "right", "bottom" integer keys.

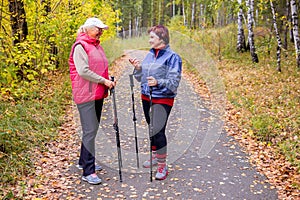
[
  {"left": 237, "top": 0, "right": 247, "bottom": 52},
  {"left": 9, "top": 0, "right": 28, "bottom": 45},
  {"left": 0, "top": 0, "right": 119, "bottom": 96},
  {"left": 283, "top": 0, "right": 290, "bottom": 50},
  {"left": 246, "top": 0, "right": 259, "bottom": 63},
  {"left": 270, "top": 0, "right": 283, "bottom": 72},
  {"left": 290, "top": 0, "right": 300, "bottom": 68}
]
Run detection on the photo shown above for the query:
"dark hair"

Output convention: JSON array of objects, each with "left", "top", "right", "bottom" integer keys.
[{"left": 148, "top": 25, "right": 169, "bottom": 45}]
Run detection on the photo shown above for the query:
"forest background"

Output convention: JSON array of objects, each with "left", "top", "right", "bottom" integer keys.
[{"left": 0, "top": 0, "right": 299, "bottom": 199}]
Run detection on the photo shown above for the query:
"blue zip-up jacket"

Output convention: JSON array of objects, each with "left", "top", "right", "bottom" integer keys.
[{"left": 133, "top": 45, "right": 182, "bottom": 98}]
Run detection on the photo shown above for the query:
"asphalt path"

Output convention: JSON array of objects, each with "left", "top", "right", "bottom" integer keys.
[{"left": 68, "top": 50, "right": 278, "bottom": 200}]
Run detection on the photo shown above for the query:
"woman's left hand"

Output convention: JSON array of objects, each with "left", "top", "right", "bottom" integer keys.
[{"left": 147, "top": 76, "right": 157, "bottom": 86}]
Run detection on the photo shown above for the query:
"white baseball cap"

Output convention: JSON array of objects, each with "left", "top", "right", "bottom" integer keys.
[{"left": 83, "top": 17, "right": 108, "bottom": 30}]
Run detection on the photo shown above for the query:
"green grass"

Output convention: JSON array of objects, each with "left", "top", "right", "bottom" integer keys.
[
  {"left": 0, "top": 71, "right": 71, "bottom": 196},
  {"left": 222, "top": 55, "right": 300, "bottom": 170}
]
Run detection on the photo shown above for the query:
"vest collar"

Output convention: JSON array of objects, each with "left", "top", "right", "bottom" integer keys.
[{"left": 76, "top": 33, "right": 100, "bottom": 46}]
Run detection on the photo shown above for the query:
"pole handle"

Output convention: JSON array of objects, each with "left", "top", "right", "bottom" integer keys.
[
  {"left": 149, "top": 86, "right": 153, "bottom": 101},
  {"left": 110, "top": 76, "right": 115, "bottom": 94},
  {"left": 129, "top": 74, "right": 134, "bottom": 87}
]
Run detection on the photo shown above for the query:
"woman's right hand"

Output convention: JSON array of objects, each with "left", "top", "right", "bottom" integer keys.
[
  {"left": 104, "top": 79, "right": 115, "bottom": 89},
  {"left": 129, "top": 58, "right": 141, "bottom": 70}
]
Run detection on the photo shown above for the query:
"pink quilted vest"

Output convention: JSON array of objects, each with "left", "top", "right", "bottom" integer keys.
[{"left": 69, "top": 33, "right": 109, "bottom": 104}]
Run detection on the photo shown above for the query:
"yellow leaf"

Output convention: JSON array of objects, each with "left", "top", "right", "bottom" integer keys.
[{"left": 193, "top": 188, "right": 202, "bottom": 192}]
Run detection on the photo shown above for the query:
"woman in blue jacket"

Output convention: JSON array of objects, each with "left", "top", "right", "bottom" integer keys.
[{"left": 129, "top": 25, "right": 182, "bottom": 180}]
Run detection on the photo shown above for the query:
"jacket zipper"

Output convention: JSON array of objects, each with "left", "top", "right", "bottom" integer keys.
[{"left": 147, "top": 56, "right": 157, "bottom": 77}]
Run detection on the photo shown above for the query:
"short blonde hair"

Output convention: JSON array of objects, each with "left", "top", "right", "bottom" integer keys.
[{"left": 77, "top": 25, "right": 94, "bottom": 35}]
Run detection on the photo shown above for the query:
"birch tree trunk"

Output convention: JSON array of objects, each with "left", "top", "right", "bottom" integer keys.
[
  {"left": 135, "top": 16, "right": 139, "bottom": 36},
  {"left": 191, "top": 1, "right": 195, "bottom": 28},
  {"left": 283, "top": 0, "right": 290, "bottom": 50},
  {"left": 270, "top": 0, "right": 283, "bottom": 72},
  {"left": 172, "top": 0, "right": 175, "bottom": 17},
  {"left": 200, "top": 4, "right": 205, "bottom": 28},
  {"left": 246, "top": 0, "right": 259, "bottom": 63},
  {"left": 289, "top": 0, "right": 294, "bottom": 43},
  {"left": 237, "top": 0, "right": 246, "bottom": 52},
  {"left": 129, "top": 18, "right": 132, "bottom": 38},
  {"left": 182, "top": 1, "right": 187, "bottom": 26},
  {"left": 290, "top": 0, "right": 300, "bottom": 68}
]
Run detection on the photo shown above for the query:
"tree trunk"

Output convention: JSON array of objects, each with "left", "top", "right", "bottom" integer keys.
[
  {"left": 151, "top": 0, "right": 157, "bottom": 26},
  {"left": 9, "top": 0, "right": 28, "bottom": 45},
  {"left": 283, "top": 0, "right": 290, "bottom": 50},
  {"left": 9, "top": 0, "right": 28, "bottom": 80},
  {"left": 135, "top": 16, "right": 139, "bottom": 36},
  {"left": 129, "top": 19, "right": 132, "bottom": 38},
  {"left": 200, "top": 4, "right": 204, "bottom": 28},
  {"left": 41, "top": 0, "right": 58, "bottom": 67},
  {"left": 237, "top": 0, "right": 247, "bottom": 52},
  {"left": 191, "top": 1, "right": 195, "bottom": 29},
  {"left": 289, "top": 0, "right": 294, "bottom": 43},
  {"left": 142, "top": 0, "right": 150, "bottom": 28},
  {"left": 270, "top": 0, "right": 283, "bottom": 72},
  {"left": 172, "top": 0, "right": 175, "bottom": 17},
  {"left": 182, "top": 0, "right": 187, "bottom": 26},
  {"left": 290, "top": 0, "right": 300, "bottom": 68},
  {"left": 160, "top": 0, "right": 166, "bottom": 25},
  {"left": 246, "top": 0, "right": 259, "bottom": 63}
]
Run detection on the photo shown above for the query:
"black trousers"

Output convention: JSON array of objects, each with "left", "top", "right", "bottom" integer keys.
[
  {"left": 77, "top": 99, "right": 103, "bottom": 176},
  {"left": 142, "top": 100, "right": 172, "bottom": 155}
]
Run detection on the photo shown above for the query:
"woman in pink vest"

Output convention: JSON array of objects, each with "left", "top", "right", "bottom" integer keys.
[{"left": 69, "top": 17, "right": 115, "bottom": 185}]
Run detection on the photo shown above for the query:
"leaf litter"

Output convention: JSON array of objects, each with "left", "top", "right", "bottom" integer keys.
[{"left": 5, "top": 54, "right": 299, "bottom": 199}]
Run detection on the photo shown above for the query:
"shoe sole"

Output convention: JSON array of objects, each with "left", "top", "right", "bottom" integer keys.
[{"left": 82, "top": 177, "right": 102, "bottom": 185}]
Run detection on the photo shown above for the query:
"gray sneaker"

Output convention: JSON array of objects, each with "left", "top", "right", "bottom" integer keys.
[
  {"left": 155, "top": 165, "right": 168, "bottom": 180},
  {"left": 76, "top": 164, "right": 102, "bottom": 171},
  {"left": 142, "top": 158, "right": 158, "bottom": 168},
  {"left": 82, "top": 174, "right": 102, "bottom": 185}
]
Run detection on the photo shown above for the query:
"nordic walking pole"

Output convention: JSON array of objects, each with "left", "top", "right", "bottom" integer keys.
[
  {"left": 149, "top": 86, "right": 153, "bottom": 182},
  {"left": 129, "top": 74, "right": 139, "bottom": 168},
  {"left": 110, "top": 76, "right": 123, "bottom": 182}
]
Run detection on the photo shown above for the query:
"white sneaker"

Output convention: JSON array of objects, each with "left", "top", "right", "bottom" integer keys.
[
  {"left": 155, "top": 165, "right": 168, "bottom": 180},
  {"left": 82, "top": 173, "right": 102, "bottom": 185}
]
